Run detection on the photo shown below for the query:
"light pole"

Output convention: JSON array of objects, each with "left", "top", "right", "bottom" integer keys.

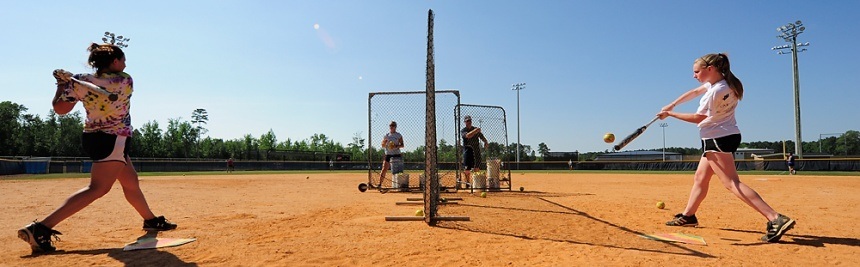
[
  {"left": 511, "top": 82, "right": 526, "bottom": 167},
  {"left": 772, "top": 20, "right": 809, "bottom": 158},
  {"left": 659, "top": 123, "right": 668, "bottom": 161}
]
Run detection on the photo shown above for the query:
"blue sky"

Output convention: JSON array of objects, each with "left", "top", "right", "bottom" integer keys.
[{"left": 2, "top": 1, "right": 858, "bottom": 153}]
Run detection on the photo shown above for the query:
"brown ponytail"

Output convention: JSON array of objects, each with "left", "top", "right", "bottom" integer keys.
[{"left": 696, "top": 53, "right": 744, "bottom": 100}]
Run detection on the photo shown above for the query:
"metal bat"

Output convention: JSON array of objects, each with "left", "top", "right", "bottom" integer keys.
[
  {"left": 70, "top": 77, "right": 118, "bottom": 101},
  {"left": 613, "top": 116, "right": 660, "bottom": 151}
]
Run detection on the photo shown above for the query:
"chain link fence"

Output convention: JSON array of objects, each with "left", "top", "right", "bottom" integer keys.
[
  {"left": 366, "top": 90, "right": 461, "bottom": 191},
  {"left": 456, "top": 104, "right": 512, "bottom": 190}
]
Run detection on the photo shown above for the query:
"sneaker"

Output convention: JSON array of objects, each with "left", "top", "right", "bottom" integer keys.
[
  {"left": 143, "top": 216, "right": 177, "bottom": 231},
  {"left": 761, "top": 214, "right": 796, "bottom": 242},
  {"left": 17, "top": 222, "right": 62, "bottom": 253},
  {"left": 666, "top": 213, "right": 698, "bottom": 227}
]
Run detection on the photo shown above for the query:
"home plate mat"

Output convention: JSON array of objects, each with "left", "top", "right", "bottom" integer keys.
[
  {"left": 639, "top": 232, "right": 706, "bottom": 245},
  {"left": 123, "top": 237, "right": 197, "bottom": 251}
]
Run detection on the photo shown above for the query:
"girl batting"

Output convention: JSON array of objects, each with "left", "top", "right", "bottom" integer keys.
[
  {"left": 658, "top": 53, "right": 795, "bottom": 243},
  {"left": 18, "top": 41, "right": 177, "bottom": 253}
]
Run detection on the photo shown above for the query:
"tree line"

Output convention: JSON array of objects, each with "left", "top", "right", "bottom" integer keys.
[{"left": 2, "top": 101, "right": 857, "bottom": 161}]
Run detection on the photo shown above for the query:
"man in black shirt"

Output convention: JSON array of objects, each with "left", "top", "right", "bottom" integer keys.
[{"left": 460, "top": 115, "right": 489, "bottom": 189}]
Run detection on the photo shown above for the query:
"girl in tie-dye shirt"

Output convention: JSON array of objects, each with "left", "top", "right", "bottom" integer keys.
[
  {"left": 17, "top": 42, "right": 176, "bottom": 254},
  {"left": 59, "top": 71, "right": 134, "bottom": 137}
]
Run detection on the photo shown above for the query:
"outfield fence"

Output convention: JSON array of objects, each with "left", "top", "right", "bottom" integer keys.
[{"left": 3, "top": 158, "right": 860, "bottom": 176}]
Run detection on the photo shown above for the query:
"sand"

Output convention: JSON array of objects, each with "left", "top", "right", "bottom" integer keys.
[{"left": 2, "top": 172, "right": 858, "bottom": 266}]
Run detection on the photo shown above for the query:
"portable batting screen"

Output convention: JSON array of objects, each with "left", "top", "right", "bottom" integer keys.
[
  {"left": 457, "top": 104, "right": 512, "bottom": 191},
  {"left": 366, "top": 90, "right": 461, "bottom": 192}
]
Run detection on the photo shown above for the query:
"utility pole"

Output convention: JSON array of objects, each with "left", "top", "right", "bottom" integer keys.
[{"left": 660, "top": 123, "right": 668, "bottom": 161}]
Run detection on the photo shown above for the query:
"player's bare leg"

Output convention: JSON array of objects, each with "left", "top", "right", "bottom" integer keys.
[
  {"left": 379, "top": 160, "right": 390, "bottom": 188},
  {"left": 706, "top": 152, "right": 779, "bottom": 221}
]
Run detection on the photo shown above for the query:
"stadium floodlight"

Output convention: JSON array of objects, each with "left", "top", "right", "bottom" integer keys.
[
  {"left": 772, "top": 20, "right": 810, "bottom": 158},
  {"left": 511, "top": 82, "right": 526, "bottom": 167}
]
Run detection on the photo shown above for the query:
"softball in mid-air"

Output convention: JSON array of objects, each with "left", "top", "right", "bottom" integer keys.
[{"left": 603, "top": 133, "right": 615, "bottom": 143}]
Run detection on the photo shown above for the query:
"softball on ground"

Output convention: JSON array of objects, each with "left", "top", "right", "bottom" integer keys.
[
  {"left": 415, "top": 209, "right": 424, "bottom": 216},
  {"left": 480, "top": 192, "right": 487, "bottom": 198},
  {"left": 519, "top": 186, "right": 524, "bottom": 192},
  {"left": 603, "top": 133, "right": 615, "bottom": 143},
  {"left": 656, "top": 201, "right": 665, "bottom": 209}
]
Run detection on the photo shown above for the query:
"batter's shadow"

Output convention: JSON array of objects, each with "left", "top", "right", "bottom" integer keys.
[
  {"left": 719, "top": 228, "right": 860, "bottom": 248},
  {"left": 20, "top": 230, "right": 197, "bottom": 266},
  {"left": 438, "top": 197, "right": 714, "bottom": 259}
]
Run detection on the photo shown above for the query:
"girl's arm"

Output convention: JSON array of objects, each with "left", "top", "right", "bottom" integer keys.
[
  {"left": 52, "top": 84, "right": 75, "bottom": 115},
  {"left": 662, "top": 84, "right": 707, "bottom": 111},
  {"left": 658, "top": 110, "right": 707, "bottom": 124}
]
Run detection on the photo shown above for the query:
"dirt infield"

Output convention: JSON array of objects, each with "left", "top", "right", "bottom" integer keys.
[{"left": 2, "top": 172, "right": 858, "bottom": 266}]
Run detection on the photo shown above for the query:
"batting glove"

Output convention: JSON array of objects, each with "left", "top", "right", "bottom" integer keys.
[{"left": 53, "top": 69, "right": 72, "bottom": 84}]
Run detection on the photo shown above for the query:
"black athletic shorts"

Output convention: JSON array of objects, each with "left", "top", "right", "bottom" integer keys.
[
  {"left": 384, "top": 154, "right": 402, "bottom": 163},
  {"left": 82, "top": 131, "right": 131, "bottom": 163},
  {"left": 701, "top": 133, "right": 741, "bottom": 157},
  {"left": 463, "top": 146, "right": 480, "bottom": 170}
]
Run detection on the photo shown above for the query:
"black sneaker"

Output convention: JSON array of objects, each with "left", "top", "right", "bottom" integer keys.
[
  {"left": 17, "top": 222, "right": 62, "bottom": 253},
  {"left": 666, "top": 213, "right": 698, "bottom": 227},
  {"left": 143, "top": 216, "right": 177, "bottom": 231},
  {"left": 761, "top": 214, "right": 796, "bottom": 242}
]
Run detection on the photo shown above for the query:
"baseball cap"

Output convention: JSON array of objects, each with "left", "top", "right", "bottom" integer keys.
[{"left": 464, "top": 115, "right": 472, "bottom": 121}]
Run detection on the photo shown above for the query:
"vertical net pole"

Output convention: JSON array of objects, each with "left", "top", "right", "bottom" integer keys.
[
  {"left": 424, "top": 9, "right": 438, "bottom": 225},
  {"left": 367, "top": 93, "right": 374, "bottom": 186}
]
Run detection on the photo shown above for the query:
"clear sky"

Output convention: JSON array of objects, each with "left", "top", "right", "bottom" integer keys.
[{"left": 2, "top": 1, "right": 858, "bottom": 153}]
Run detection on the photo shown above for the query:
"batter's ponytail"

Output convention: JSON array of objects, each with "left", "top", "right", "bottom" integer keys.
[{"left": 696, "top": 53, "right": 744, "bottom": 100}]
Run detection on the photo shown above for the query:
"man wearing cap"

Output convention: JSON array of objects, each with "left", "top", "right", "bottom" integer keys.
[
  {"left": 460, "top": 115, "right": 489, "bottom": 189},
  {"left": 379, "top": 121, "right": 404, "bottom": 188}
]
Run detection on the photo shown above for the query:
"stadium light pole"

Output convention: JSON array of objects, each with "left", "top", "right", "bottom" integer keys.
[
  {"left": 772, "top": 20, "right": 810, "bottom": 158},
  {"left": 659, "top": 123, "right": 668, "bottom": 161},
  {"left": 511, "top": 82, "right": 526, "bottom": 168}
]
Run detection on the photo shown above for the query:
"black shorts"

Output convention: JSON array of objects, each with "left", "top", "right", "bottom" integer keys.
[
  {"left": 82, "top": 131, "right": 131, "bottom": 163},
  {"left": 384, "top": 154, "right": 402, "bottom": 163},
  {"left": 701, "top": 133, "right": 741, "bottom": 157},
  {"left": 463, "top": 147, "right": 480, "bottom": 170}
]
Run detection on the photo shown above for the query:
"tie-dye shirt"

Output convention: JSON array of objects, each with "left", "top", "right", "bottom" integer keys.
[{"left": 59, "top": 72, "right": 134, "bottom": 136}]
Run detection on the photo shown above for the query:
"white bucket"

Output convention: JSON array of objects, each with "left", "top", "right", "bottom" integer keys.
[
  {"left": 472, "top": 173, "right": 487, "bottom": 189},
  {"left": 487, "top": 158, "right": 501, "bottom": 179},
  {"left": 393, "top": 173, "right": 410, "bottom": 191},
  {"left": 488, "top": 176, "right": 500, "bottom": 190}
]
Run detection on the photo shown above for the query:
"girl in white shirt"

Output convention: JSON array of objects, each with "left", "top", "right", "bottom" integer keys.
[{"left": 657, "top": 53, "right": 795, "bottom": 243}]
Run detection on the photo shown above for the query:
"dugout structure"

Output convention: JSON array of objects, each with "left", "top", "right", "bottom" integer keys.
[
  {"left": 367, "top": 90, "right": 461, "bottom": 192},
  {"left": 457, "top": 104, "right": 512, "bottom": 191}
]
